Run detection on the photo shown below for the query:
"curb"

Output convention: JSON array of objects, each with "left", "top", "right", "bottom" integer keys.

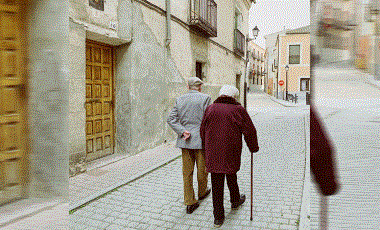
[
  {"left": 299, "top": 111, "right": 311, "bottom": 230},
  {"left": 69, "top": 153, "right": 182, "bottom": 211},
  {"left": 264, "top": 93, "right": 308, "bottom": 108}
]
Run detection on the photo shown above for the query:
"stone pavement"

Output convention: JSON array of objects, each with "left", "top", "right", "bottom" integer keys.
[
  {"left": 311, "top": 62, "right": 380, "bottom": 229},
  {"left": 69, "top": 141, "right": 182, "bottom": 209},
  {"left": 70, "top": 92, "right": 309, "bottom": 229}
]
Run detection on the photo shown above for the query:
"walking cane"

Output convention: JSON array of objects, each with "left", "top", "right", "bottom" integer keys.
[
  {"left": 320, "top": 195, "right": 328, "bottom": 230},
  {"left": 250, "top": 151, "right": 253, "bottom": 221}
]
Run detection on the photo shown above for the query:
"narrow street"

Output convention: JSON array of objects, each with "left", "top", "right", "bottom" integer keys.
[
  {"left": 311, "top": 63, "right": 380, "bottom": 229},
  {"left": 69, "top": 92, "right": 309, "bottom": 230}
]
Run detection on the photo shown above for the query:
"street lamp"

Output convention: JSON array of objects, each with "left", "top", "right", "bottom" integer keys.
[
  {"left": 285, "top": 65, "right": 289, "bottom": 101},
  {"left": 244, "top": 26, "right": 260, "bottom": 108}
]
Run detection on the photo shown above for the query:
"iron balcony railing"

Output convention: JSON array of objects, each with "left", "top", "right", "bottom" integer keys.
[
  {"left": 234, "top": 29, "right": 245, "bottom": 57},
  {"left": 189, "top": 0, "right": 217, "bottom": 37}
]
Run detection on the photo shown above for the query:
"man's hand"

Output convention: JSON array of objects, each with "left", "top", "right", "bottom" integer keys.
[{"left": 182, "top": 131, "right": 191, "bottom": 140}]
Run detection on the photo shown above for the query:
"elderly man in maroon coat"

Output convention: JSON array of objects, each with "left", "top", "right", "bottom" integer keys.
[{"left": 200, "top": 85, "right": 259, "bottom": 228}]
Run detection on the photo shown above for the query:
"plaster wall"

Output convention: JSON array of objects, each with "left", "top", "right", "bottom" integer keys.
[
  {"left": 70, "top": 0, "right": 118, "bottom": 30},
  {"left": 137, "top": 0, "right": 248, "bottom": 97},
  {"left": 145, "top": 0, "right": 251, "bottom": 52},
  {"left": 27, "top": 0, "right": 70, "bottom": 198},
  {"left": 68, "top": 21, "right": 87, "bottom": 176},
  {"left": 114, "top": 2, "right": 221, "bottom": 155}
]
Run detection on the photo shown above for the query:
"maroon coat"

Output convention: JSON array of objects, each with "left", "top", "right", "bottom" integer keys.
[
  {"left": 200, "top": 96, "right": 259, "bottom": 174},
  {"left": 310, "top": 105, "right": 340, "bottom": 196}
]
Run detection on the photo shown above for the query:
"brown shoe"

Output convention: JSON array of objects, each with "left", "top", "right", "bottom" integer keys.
[
  {"left": 186, "top": 202, "right": 199, "bottom": 214},
  {"left": 199, "top": 188, "right": 211, "bottom": 200}
]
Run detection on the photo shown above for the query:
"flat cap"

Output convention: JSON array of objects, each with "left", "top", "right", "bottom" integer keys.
[{"left": 187, "top": 77, "right": 204, "bottom": 87}]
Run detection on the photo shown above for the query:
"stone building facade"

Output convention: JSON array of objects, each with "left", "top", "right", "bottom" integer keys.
[
  {"left": 248, "top": 42, "right": 265, "bottom": 91},
  {"left": 68, "top": 0, "right": 255, "bottom": 176},
  {"left": 265, "top": 29, "right": 283, "bottom": 97}
]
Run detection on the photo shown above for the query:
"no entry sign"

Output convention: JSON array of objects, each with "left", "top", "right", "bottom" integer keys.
[{"left": 279, "top": 80, "right": 284, "bottom": 86}]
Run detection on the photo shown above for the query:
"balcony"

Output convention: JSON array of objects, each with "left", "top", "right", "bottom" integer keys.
[
  {"left": 234, "top": 29, "right": 245, "bottom": 57},
  {"left": 189, "top": 0, "right": 217, "bottom": 37}
]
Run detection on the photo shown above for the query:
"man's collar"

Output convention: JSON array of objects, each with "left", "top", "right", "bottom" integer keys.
[{"left": 188, "top": 90, "right": 199, "bottom": 93}]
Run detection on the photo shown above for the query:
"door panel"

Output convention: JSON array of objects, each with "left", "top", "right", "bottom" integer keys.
[
  {"left": 0, "top": 0, "right": 27, "bottom": 206},
  {"left": 85, "top": 40, "right": 114, "bottom": 161}
]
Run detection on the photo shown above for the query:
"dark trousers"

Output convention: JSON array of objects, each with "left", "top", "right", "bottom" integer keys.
[{"left": 211, "top": 173, "right": 240, "bottom": 220}]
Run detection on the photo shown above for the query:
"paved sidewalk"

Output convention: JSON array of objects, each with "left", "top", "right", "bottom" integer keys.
[
  {"left": 70, "top": 93, "right": 309, "bottom": 229},
  {"left": 70, "top": 141, "right": 182, "bottom": 209}
]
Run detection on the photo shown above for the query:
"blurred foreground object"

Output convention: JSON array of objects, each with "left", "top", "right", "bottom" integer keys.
[
  {"left": 310, "top": 105, "right": 340, "bottom": 196},
  {"left": 0, "top": 0, "right": 69, "bottom": 228}
]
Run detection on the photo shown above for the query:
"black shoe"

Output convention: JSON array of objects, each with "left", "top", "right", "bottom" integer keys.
[
  {"left": 214, "top": 218, "right": 224, "bottom": 228},
  {"left": 231, "top": 194, "right": 246, "bottom": 210},
  {"left": 186, "top": 202, "right": 199, "bottom": 214},
  {"left": 199, "top": 188, "right": 211, "bottom": 200}
]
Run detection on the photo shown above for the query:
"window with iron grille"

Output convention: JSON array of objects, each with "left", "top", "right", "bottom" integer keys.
[
  {"left": 189, "top": 0, "right": 217, "bottom": 37},
  {"left": 289, "top": 45, "right": 300, "bottom": 64}
]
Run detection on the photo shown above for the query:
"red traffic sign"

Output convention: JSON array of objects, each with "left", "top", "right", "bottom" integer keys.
[{"left": 279, "top": 80, "right": 284, "bottom": 86}]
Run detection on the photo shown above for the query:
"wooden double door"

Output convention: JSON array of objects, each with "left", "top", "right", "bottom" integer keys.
[
  {"left": 85, "top": 40, "right": 115, "bottom": 162},
  {"left": 0, "top": 1, "right": 28, "bottom": 206}
]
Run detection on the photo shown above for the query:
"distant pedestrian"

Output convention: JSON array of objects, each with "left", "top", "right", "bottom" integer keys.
[
  {"left": 167, "top": 77, "right": 212, "bottom": 214},
  {"left": 200, "top": 85, "right": 259, "bottom": 228}
]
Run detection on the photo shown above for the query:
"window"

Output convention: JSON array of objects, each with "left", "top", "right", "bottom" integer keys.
[
  {"left": 196, "top": 62, "right": 203, "bottom": 80},
  {"left": 289, "top": 45, "right": 300, "bottom": 64},
  {"left": 235, "top": 9, "right": 243, "bottom": 31},
  {"left": 300, "top": 78, "right": 310, "bottom": 91}
]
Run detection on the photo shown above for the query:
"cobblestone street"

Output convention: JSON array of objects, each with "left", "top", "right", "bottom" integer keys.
[{"left": 70, "top": 93, "right": 309, "bottom": 230}]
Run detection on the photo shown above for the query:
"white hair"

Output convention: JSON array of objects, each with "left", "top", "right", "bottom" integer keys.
[
  {"left": 219, "top": 85, "right": 239, "bottom": 98},
  {"left": 189, "top": 84, "right": 202, "bottom": 90}
]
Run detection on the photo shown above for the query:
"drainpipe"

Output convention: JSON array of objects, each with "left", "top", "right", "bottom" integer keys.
[{"left": 165, "top": 0, "right": 171, "bottom": 47}]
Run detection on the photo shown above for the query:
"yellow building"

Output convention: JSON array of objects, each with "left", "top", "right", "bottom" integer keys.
[{"left": 277, "top": 26, "right": 310, "bottom": 102}]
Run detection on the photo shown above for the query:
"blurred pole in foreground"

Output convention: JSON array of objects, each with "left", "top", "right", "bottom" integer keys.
[{"left": 320, "top": 196, "right": 328, "bottom": 230}]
